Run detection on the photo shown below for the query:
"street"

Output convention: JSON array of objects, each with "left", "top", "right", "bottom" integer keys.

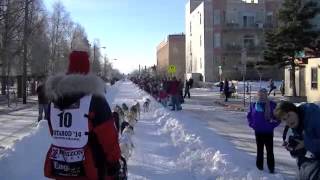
[{"left": 182, "top": 88, "right": 297, "bottom": 179}]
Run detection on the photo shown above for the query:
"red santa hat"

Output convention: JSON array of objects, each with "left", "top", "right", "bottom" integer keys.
[{"left": 67, "top": 51, "right": 90, "bottom": 75}]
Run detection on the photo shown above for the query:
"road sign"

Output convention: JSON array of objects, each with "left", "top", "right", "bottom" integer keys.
[{"left": 167, "top": 65, "right": 176, "bottom": 74}]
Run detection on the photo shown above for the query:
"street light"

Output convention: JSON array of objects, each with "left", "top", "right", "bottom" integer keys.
[
  {"left": 241, "top": 48, "right": 247, "bottom": 107},
  {"left": 93, "top": 45, "right": 106, "bottom": 63},
  {"left": 103, "top": 57, "right": 118, "bottom": 80}
]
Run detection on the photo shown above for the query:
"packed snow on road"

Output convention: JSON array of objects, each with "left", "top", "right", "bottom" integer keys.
[{"left": 0, "top": 81, "right": 293, "bottom": 180}]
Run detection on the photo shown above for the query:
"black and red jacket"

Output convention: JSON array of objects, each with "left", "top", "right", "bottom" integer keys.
[{"left": 44, "top": 74, "right": 120, "bottom": 180}]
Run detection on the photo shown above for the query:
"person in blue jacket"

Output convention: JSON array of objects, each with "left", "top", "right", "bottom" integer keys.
[
  {"left": 274, "top": 101, "right": 320, "bottom": 180},
  {"left": 247, "top": 88, "right": 280, "bottom": 173}
]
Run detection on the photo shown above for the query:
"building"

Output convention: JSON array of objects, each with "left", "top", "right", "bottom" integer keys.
[
  {"left": 185, "top": 0, "right": 284, "bottom": 82},
  {"left": 284, "top": 58, "right": 320, "bottom": 102},
  {"left": 156, "top": 34, "right": 186, "bottom": 80}
]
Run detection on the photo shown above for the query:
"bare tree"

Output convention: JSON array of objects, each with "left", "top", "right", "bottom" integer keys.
[
  {"left": 48, "top": 2, "right": 72, "bottom": 74},
  {"left": 90, "top": 39, "right": 103, "bottom": 75},
  {"left": 0, "top": 0, "right": 25, "bottom": 96}
]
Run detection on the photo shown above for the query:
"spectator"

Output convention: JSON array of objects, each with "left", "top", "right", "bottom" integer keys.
[
  {"left": 184, "top": 80, "right": 190, "bottom": 99},
  {"left": 280, "top": 80, "right": 285, "bottom": 96},
  {"left": 189, "top": 78, "right": 194, "bottom": 88},
  {"left": 274, "top": 101, "right": 320, "bottom": 179},
  {"left": 268, "top": 79, "right": 276, "bottom": 96},
  {"left": 36, "top": 78, "right": 49, "bottom": 122},
  {"left": 229, "top": 83, "right": 236, "bottom": 95},
  {"left": 177, "top": 79, "right": 183, "bottom": 104},
  {"left": 168, "top": 77, "right": 181, "bottom": 111},
  {"left": 159, "top": 87, "right": 168, "bottom": 107},
  {"left": 219, "top": 81, "right": 224, "bottom": 92},
  {"left": 247, "top": 88, "right": 280, "bottom": 173},
  {"left": 223, "top": 79, "right": 229, "bottom": 102},
  {"left": 44, "top": 50, "right": 121, "bottom": 180}
]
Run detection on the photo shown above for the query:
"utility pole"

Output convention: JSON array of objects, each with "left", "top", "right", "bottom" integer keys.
[
  {"left": 139, "top": 64, "right": 141, "bottom": 77},
  {"left": 93, "top": 44, "right": 96, "bottom": 72},
  {"left": 22, "top": 0, "right": 30, "bottom": 104},
  {"left": 241, "top": 48, "right": 247, "bottom": 108},
  {"left": 104, "top": 56, "right": 106, "bottom": 78}
]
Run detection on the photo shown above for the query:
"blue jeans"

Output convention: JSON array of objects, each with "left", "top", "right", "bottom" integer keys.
[
  {"left": 171, "top": 95, "right": 182, "bottom": 111},
  {"left": 38, "top": 104, "right": 49, "bottom": 121}
]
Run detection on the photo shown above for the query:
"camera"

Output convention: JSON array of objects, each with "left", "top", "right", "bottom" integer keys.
[{"left": 287, "top": 135, "right": 306, "bottom": 158}]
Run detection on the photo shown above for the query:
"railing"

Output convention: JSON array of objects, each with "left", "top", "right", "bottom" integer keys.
[
  {"left": 223, "top": 22, "right": 264, "bottom": 30},
  {"left": 223, "top": 44, "right": 265, "bottom": 53}
]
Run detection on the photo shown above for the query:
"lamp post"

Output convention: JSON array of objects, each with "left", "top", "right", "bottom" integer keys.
[
  {"left": 241, "top": 48, "right": 247, "bottom": 107},
  {"left": 218, "top": 65, "right": 222, "bottom": 82},
  {"left": 93, "top": 45, "right": 106, "bottom": 64},
  {"left": 92, "top": 44, "right": 106, "bottom": 74}
]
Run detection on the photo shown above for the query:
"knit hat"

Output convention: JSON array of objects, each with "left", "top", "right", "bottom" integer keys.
[{"left": 67, "top": 51, "right": 90, "bottom": 74}]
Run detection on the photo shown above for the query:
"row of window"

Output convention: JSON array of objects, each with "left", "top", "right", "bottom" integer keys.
[
  {"left": 190, "top": 34, "right": 256, "bottom": 49},
  {"left": 187, "top": 58, "right": 203, "bottom": 72},
  {"left": 289, "top": 68, "right": 318, "bottom": 90},
  {"left": 190, "top": 10, "right": 273, "bottom": 33}
]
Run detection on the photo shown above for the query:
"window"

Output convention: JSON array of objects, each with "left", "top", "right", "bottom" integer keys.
[
  {"left": 266, "top": 12, "right": 273, "bottom": 26},
  {"left": 243, "top": 35, "right": 255, "bottom": 48},
  {"left": 243, "top": 16, "right": 247, "bottom": 27},
  {"left": 243, "top": 16, "right": 255, "bottom": 27},
  {"left": 190, "top": 22, "right": 192, "bottom": 36},
  {"left": 311, "top": 68, "right": 318, "bottom": 89},
  {"left": 214, "top": 33, "right": 221, "bottom": 48},
  {"left": 214, "top": 9, "right": 221, "bottom": 25},
  {"left": 289, "top": 68, "right": 293, "bottom": 88},
  {"left": 248, "top": 16, "right": 255, "bottom": 27},
  {"left": 200, "top": 13, "right": 202, "bottom": 24},
  {"left": 200, "top": 58, "right": 202, "bottom": 69},
  {"left": 200, "top": 35, "right": 202, "bottom": 46}
]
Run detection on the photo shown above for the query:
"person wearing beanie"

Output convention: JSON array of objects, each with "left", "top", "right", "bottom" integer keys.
[
  {"left": 247, "top": 88, "right": 280, "bottom": 173},
  {"left": 44, "top": 50, "right": 121, "bottom": 180}
]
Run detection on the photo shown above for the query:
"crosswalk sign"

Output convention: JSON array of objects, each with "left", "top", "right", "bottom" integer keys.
[{"left": 167, "top": 65, "right": 176, "bottom": 74}]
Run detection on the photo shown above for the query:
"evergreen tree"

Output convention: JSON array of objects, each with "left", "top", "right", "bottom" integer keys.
[{"left": 264, "top": 0, "right": 320, "bottom": 96}]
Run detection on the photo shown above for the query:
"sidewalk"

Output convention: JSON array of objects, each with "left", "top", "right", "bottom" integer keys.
[
  {"left": 0, "top": 96, "right": 38, "bottom": 114},
  {"left": 0, "top": 96, "right": 39, "bottom": 153},
  {"left": 212, "top": 91, "right": 285, "bottom": 112}
]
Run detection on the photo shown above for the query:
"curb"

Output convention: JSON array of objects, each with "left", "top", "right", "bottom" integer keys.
[{"left": 0, "top": 101, "right": 37, "bottom": 114}]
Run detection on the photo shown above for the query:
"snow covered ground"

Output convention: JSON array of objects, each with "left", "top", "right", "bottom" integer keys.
[
  {"left": 0, "top": 80, "right": 297, "bottom": 179},
  {"left": 0, "top": 105, "right": 38, "bottom": 153}
]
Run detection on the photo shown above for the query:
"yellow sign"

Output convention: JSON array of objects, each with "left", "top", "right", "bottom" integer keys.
[{"left": 167, "top": 65, "right": 176, "bottom": 74}]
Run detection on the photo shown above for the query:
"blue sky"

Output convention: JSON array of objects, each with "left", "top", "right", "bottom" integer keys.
[{"left": 43, "top": 0, "right": 187, "bottom": 73}]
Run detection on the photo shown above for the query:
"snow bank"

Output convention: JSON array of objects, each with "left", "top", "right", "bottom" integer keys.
[
  {"left": 153, "top": 107, "right": 285, "bottom": 180},
  {"left": 0, "top": 120, "right": 51, "bottom": 180},
  {"left": 0, "top": 81, "right": 291, "bottom": 180}
]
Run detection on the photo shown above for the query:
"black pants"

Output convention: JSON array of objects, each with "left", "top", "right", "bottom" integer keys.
[
  {"left": 184, "top": 89, "right": 190, "bottom": 98},
  {"left": 224, "top": 91, "right": 229, "bottom": 102},
  {"left": 268, "top": 87, "right": 276, "bottom": 96},
  {"left": 255, "top": 132, "right": 275, "bottom": 172}
]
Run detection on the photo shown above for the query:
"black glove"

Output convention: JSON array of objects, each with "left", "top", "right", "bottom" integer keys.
[{"left": 107, "top": 161, "right": 121, "bottom": 176}]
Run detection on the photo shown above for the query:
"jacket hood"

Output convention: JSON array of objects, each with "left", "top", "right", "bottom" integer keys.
[{"left": 45, "top": 73, "right": 106, "bottom": 101}]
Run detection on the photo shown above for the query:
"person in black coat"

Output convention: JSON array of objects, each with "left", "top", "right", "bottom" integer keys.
[
  {"left": 36, "top": 79, "right": 49, "bottom": 121},
  {"left": 219, "top": 81, "right": 224, "bottom": 92},
  {"left": 184, "top": 80, "right": 190, "bottom": 99},
  {"left": 188, "top": 78, "right": 194, "bottom": 89},
  {"left": 223, "top": 79, "right": 229, "bottom": 102}
]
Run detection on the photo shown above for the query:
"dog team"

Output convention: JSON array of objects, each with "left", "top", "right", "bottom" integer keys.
[{"left": 111, "top": 98, "right": 150, "bottom": 178}]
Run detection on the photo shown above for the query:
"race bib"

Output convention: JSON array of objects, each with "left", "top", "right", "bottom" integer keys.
[
  {"left": 50, "top": 147, "right": 85, "bottom": 177},
  {"left": 50, "top": 95, "right": 92, "bottom": 148}
]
